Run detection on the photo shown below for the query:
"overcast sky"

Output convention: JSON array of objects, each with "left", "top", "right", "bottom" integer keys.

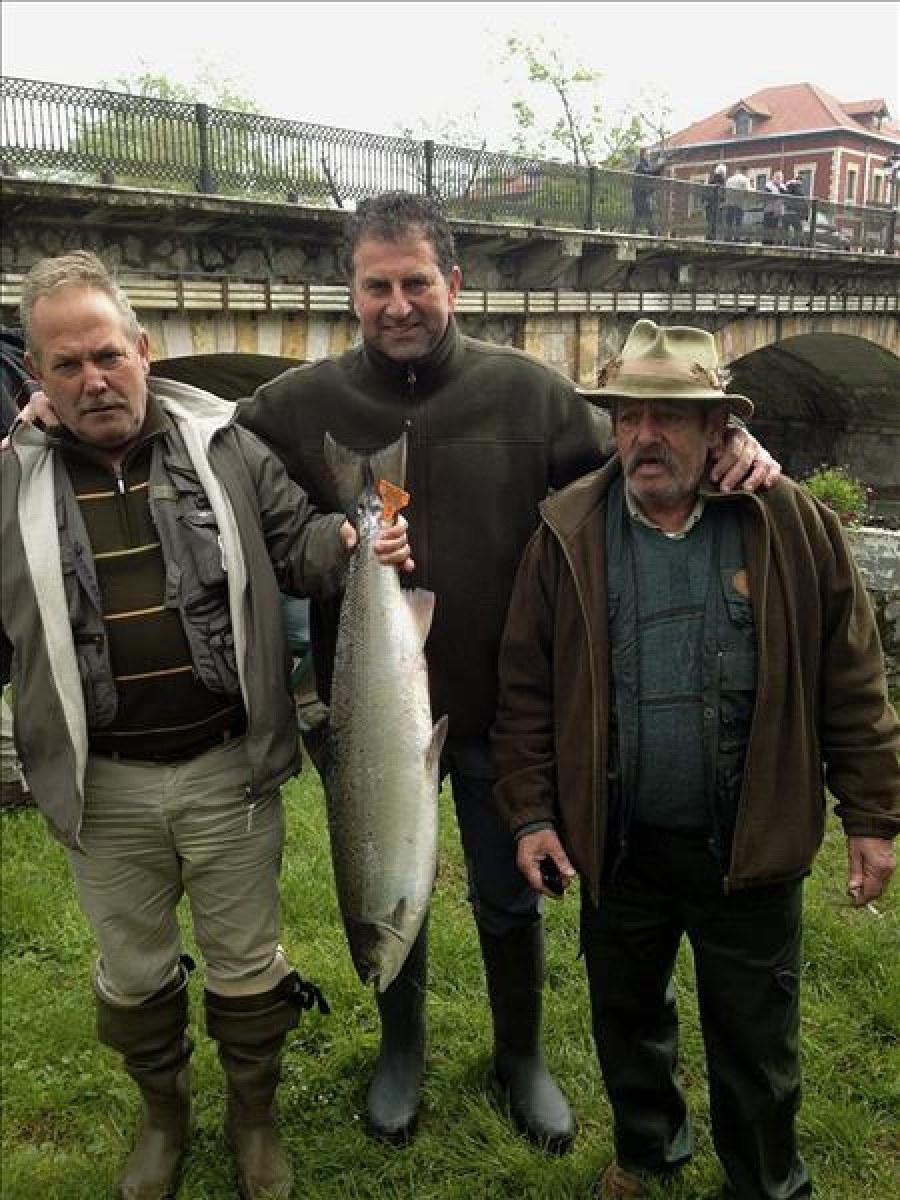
[{"left": 3, "top": 1, "right": 898, "bottom": 148}]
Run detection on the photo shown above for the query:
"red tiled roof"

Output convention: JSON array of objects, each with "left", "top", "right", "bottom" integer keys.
[
  {"left": 669, "top": 82, "right": 900, "bottom": 145},
  {"left": 842, "top": 98, "right": 890, "bottom": 117}
]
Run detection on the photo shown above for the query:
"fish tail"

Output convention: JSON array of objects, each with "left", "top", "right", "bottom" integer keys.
[{"left": 324, "top": 432, "right": 407, "bottom": 516}]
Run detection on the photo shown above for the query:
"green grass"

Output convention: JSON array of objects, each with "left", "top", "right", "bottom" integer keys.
[{"left": 2, "top": 773, "right": 898, "bottom": 1199}]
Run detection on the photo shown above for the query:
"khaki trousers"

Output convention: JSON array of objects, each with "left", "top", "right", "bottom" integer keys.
[{"left": 67, "top": 737, "right": 292, "bottom": 1006}]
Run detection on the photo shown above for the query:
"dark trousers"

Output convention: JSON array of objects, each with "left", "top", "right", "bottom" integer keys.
[
  {"left": 581, "top": 827, "right": 811, "bottom": 1199},
  {"left": 441, "top": 735, "right": 541, "bottom": 935}
]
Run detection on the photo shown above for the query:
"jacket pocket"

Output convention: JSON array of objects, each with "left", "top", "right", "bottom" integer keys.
[{"left": 179, "top": 508, "right": 227, "bottom": 590}]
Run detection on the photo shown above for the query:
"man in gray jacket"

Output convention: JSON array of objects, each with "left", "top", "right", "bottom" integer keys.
[{"left": 0, "top": 251, "right": 410, "bottom": 1200}]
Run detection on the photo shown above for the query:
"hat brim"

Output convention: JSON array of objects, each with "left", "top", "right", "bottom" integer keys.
[{"left": 582, "top": 382, "right": 754, "bottom": 420}]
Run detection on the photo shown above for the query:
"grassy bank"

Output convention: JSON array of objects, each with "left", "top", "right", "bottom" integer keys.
[{"left": 2, "top": 770, "right": 898, "bottom": 1199}]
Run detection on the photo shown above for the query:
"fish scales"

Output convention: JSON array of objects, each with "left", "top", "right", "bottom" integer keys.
[{"left": 324, "top": 433, "right": 448, "bottom": 993}]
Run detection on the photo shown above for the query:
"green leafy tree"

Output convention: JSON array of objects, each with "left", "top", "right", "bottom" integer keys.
[
  {"left": 58, "top": 60, "right": 329, "bottom": 203},
  {"left": 502, "top": 34, "right": 672, "bottom": 168},
  {"left": 60, "top": 60, "right": 262, "bottom": 192},
  {"left": 99, "top": 59, "right": 261, "bottom": 114}
]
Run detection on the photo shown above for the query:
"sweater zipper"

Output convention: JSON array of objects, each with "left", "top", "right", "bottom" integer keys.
[
  {"left": 404, "top": 366, "right": 428, "bottom": 584},
  {"left": 113, "top": 463, "right": 134, "bottom": 543}
]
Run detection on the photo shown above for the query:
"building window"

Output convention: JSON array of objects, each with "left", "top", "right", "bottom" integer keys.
[
  {"left": 733, "top": 111, "right": 753, "bottom": 137},
  {"left": 796, "top": 168, "right": 814, "bottom": 196},
  {"left": 846, "top": 166, "right": 858, "bottom": 203},
  {"left": 753, "top": 171, "right": 768, "bottom": 190}
]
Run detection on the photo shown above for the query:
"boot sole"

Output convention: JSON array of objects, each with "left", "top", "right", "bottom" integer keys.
[
  {"left": 117, "top": 1158, "right": 186, "bottom": 1200},
  {"left": 364, "top": 1112, "right": 419, "bottom": 1146},
  {"left": 494, "top": 1072, "right": 575, "bottom": 1156}
]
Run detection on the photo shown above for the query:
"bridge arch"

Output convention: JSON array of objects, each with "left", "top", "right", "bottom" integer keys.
[
  {"left": 715, "top": 312, "right": 899, "bottom": 363},
  {"left": 727, "top": 331, "right": 900, "bottom": 512}
]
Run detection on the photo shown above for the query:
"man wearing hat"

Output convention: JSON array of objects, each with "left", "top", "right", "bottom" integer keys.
[{"left": 491, "top": 320, "right": 900, "bottom": 1199}]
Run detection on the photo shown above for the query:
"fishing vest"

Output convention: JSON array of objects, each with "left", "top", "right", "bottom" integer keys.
[{"left": 606, "top": 478, "right": 757, "bottom": 861}]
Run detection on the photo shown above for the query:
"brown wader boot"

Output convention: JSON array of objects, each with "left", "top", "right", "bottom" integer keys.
[
  {"left": 365, "top": 921, "right": 428, "bottom": 1144},
  {"left": 478, "top": 920, "right": 575, "bottom": 1154},
  {"left": 205, "top": 972, "right": 329, "bottom": 1200},
  {"left": 95, "top": 963, "right": 193, "bottom": 1200}
]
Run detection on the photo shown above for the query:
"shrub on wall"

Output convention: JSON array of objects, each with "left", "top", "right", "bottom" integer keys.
[{"left": 802, "top": 465, "right": 870, "bottom": 526}]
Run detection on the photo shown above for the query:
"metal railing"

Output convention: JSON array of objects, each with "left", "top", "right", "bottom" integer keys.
[{"left": 2, "top": 77, "right": 897, "bottom": 254}]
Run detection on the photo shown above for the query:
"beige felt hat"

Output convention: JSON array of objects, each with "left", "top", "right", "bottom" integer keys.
[{"left": 591, "top": 320, "right": 754, "bottom": 418}]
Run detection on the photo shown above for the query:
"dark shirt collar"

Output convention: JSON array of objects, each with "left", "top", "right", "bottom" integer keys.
[{"left": 361, "top": 318, "right": 460, "bottom": 389}]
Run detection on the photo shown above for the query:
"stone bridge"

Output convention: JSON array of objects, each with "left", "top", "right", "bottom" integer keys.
[{"left": 2, "top": 178, "right": 898, "bottom": 503}]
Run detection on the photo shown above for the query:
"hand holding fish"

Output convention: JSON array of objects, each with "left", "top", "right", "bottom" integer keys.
[{"left": 340, "top": 513, "right": 415, "bottom": 573}]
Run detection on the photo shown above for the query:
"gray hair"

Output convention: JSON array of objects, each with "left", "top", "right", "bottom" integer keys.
[{"left": 20, "top": 251, "right": 144, "bottom": 357}]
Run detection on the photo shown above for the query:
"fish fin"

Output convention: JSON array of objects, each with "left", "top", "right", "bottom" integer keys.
[
  {"left": 324, "top": 433, "right": 368, "bottom": 516},
  {"left": 405, "top": 587, "right": 435, "bottom": 646},
  {"left": 324, "top": 432, "right": 408, "bottom": 519},
  {"left": 426, "top": 714, "right": 449, "bottom": 773},
  {"left": 368, "top": 433, "right": 407, "bottom": 491}
]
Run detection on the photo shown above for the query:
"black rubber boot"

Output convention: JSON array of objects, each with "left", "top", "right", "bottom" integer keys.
[
  {"left": 95, "top": 964, "right": 193, "bottom": 1200},
  {"left": 205, "top": 972, "right": 328, "bottom": 1200},
  {"left": 478, "top": 920, "right": 575, "bottom": 1154},
  {"left": 365, "top": 921, "right": 428, "bottom": 1145}
]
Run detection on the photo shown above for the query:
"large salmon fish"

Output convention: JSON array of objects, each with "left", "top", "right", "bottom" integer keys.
[{"left": 323, "top": 432, "right": 448, "bottom": 993}]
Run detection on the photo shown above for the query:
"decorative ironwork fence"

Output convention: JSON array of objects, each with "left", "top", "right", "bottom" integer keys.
[{"left": 2, "top": 77, "right": 897, "bottom": 254}]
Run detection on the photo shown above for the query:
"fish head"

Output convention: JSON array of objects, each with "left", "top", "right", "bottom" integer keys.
[
  {"left": 343, "top": 904, "right": 423, "bottom": 993},
  {"left": 352, "top": 485, "right": 384, "bottom": 542}
]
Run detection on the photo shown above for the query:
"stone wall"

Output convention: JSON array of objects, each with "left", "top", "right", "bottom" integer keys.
[{"left": 845, "top": 527, "right": 900, "bottom": 688}]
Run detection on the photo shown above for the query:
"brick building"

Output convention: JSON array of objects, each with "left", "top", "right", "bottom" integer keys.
[{"left": 664, "top": 82, "right": 900, "bottom": 208}]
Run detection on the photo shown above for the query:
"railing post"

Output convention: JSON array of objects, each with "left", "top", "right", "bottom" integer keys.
[
  {"left": 423, "top": 139, "right": 434, "bottom": 197},
  {"left": 196, "top": 103, "right": 213, "bottom": 194},
  {"left": 585, "top": 165, "right": 598, "bottom": 229},
  {"left": 807, "top": 198, "right": 818, "bottom": 248}
]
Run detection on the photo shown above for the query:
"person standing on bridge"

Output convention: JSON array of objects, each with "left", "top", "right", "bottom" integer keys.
[
  {"left": 0, "top": 250, "right": 412, "bottom": 1200},
  {"left": 491, "top": 319, "right": 899, "bottom": 1199},
  {"left": 724, "top": 164, "right": 752, "bottom": 241},
  {"left": 236, "top": 191, "right": 782, "bottom": 1153},
  {"left": 630, "top": 147, "right": 667, "bottom": 236}
]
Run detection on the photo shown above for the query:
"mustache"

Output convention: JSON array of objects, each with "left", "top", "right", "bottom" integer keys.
[
  {"left": 623, "top": 443, "right": 677, "bottom": 475},
  {"left": 82, "top": 393, "right": 125, "bottom": 411}
]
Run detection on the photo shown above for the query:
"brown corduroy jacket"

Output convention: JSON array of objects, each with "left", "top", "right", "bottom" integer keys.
[{"left": 492, "top": 458, "right": 900, "bottom": 903}]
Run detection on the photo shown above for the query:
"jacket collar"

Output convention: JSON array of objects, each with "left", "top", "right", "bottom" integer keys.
[
  {"left": 361, "top": 318, "right": 461, "bottom": 389},
  {"left": 48, "top": 391, "right": 171, "bottom": 469},
  {"left": 541, "top": 457, "right": 753, "bottom": 540},
  {"left": 541, "top": 457, "right": 621, "bottom": 538}
]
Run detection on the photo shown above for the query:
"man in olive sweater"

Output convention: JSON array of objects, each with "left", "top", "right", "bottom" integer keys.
[{"left": 237, "top": 191, "right": 781, "bottom": 1152}]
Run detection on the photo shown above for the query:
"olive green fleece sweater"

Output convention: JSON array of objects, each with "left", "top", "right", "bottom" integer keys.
[{"left": 238, "top": 320, "right": 614, "bottom": 738}]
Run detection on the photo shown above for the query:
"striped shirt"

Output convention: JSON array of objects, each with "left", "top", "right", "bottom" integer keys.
[{"left": 56, "top": 404, "right": 246, "bottom": 761}]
